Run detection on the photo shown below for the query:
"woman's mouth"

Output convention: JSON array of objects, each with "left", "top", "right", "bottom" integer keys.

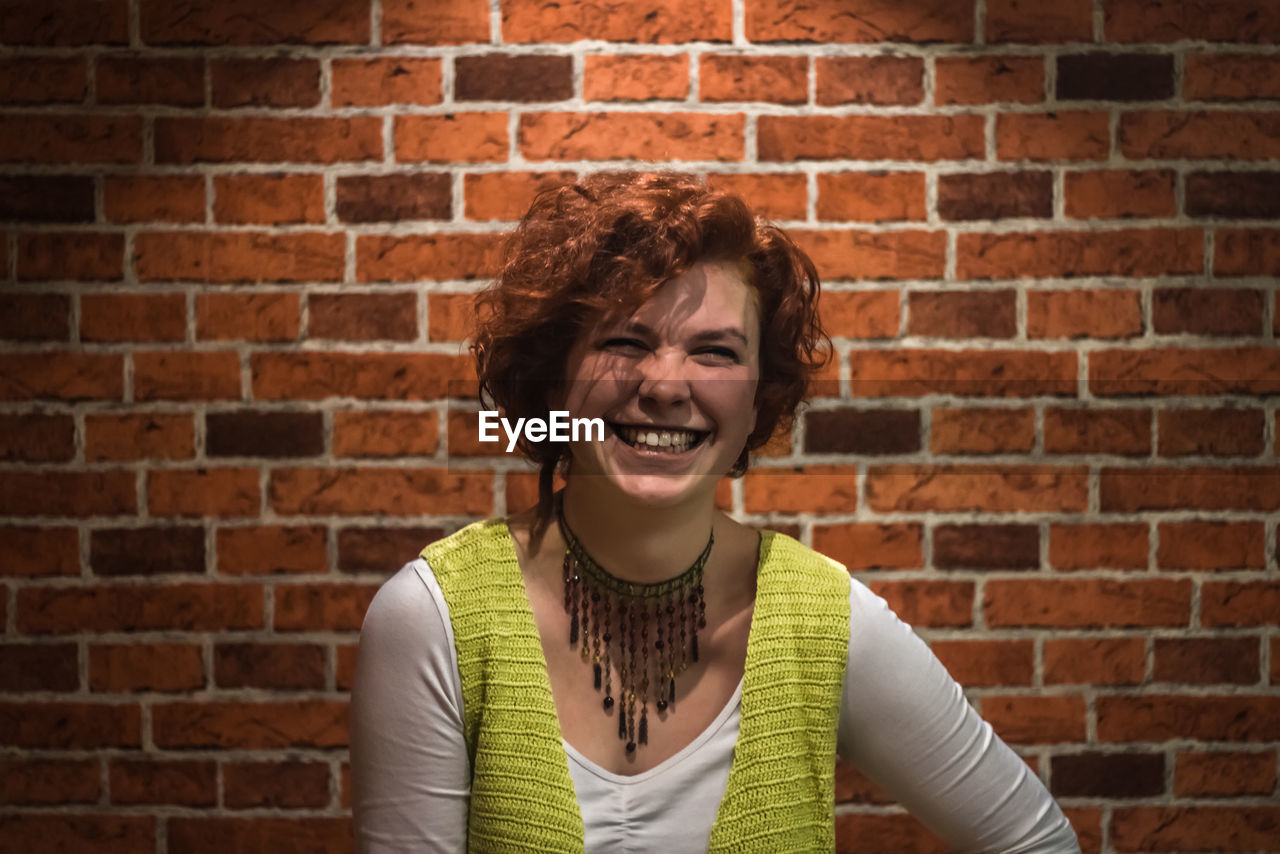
[{"left": 610, "top": 423, "right": 711, "bottom": 454}]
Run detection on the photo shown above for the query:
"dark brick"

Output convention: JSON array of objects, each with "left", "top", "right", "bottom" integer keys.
[
  {"left": 0, "top": 643, "right": 78, "bottom": 691},
  {"left": 0, "top": 175, "right": 94, "bottom": 222},
  {"left": 804, "top": 409, "right": 920, "bottom": 455},
  {"left": 308, "top": 292, "right": 418, "bottom": 341},
  {"left": 934, "top": 524, "right": 1039, "bottom": 570},
  {"left": 1057, "top": 52, "right": 1174, "bottom": 101},
  {"left": 1186, "top": 171, "right": 1280, "bottom": 218},
  {"left": 0, "top": 294, "right": 70, "bottom": 341},
  {"left": 223, "top": 761, "right": 330, "bottom": 808},
  {"left": 908, "top": 290, "right": 1018, "bottom": 338},
  {"left": 0, "top": 414, "right": 75, "bottom": 462},
  {"left": 91, "top": 526, "right": 205, "bottom": 576},
  {"left": 337, "top": 526, "right": 446, "bottom": 572},
  {"left": 1051, "top": 752, "right": 1165, "bottom": 798},
  {"left": 937, "top": 172, "right": 1053, "bottom": 221},
  {"left": 336, "top": 173, "right": 451, "bottom": 223},
  {"left": 211, "top": 58, "right": 321, "bottom": 107},
  {"left": 214, "top": 642, "right": 325, "bottom": 690},
  {"left": 456, "top": 54, "right": 573, "bottom": 102},
  {"left": 1158, "top": 407, "right": 1265, "bottom": 457},
  {"left": 97, "top": 55, "right": 205, "bottom": 106},
  {"left": 1153, "top": 288, "right": 1263, "bottom": 336},
  {"left": 206, "top": 410, "right": 324, "bottom": 458},
  {"left": 1154, "top": 637, "right": 1260, "bottom": 685}
]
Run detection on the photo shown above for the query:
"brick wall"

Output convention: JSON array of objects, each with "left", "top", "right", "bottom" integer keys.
[{"left": 1, "top": 0, "right": 1277, "bottom": 851}]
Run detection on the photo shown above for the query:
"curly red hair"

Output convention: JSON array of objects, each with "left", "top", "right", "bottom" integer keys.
[{"left": 472, "top": 171, "right": 829, "bottom": 525}]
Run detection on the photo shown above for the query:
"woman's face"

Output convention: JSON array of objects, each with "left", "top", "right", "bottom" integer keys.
[{"left": 558, "top": 259, "right": 761, "bottom": 509}]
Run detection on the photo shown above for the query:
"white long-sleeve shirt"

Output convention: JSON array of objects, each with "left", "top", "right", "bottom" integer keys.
[{"left": 351, "top": 557, "right": 1080, "bottom": 853}]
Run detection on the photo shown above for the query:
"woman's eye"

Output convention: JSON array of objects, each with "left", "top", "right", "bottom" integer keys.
[
  {"left": 697, "top": 346, "right": 740, "bottom": 362},
  {"left": 602, "top": 338, "right": 647, "bottom": 353}
]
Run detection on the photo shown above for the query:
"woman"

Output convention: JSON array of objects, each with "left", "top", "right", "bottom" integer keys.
[{"left": 351, "top": 172, "right": 1080, "bottom": 852}]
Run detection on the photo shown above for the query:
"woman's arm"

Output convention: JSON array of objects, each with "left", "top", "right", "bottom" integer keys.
[
  {"left": 837, "top": 579, "right": 1080, "bottom": 853},
  {"left": 350, "top": 559, "right": 470, "bottom": 853}
]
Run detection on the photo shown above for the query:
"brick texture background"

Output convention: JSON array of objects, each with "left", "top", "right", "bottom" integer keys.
[{"left": 1, "top": 0, "right": 1278, "bottom": 851}]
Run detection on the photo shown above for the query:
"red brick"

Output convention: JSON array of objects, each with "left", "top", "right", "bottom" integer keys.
[
  {"left": 84, "top": 413, "right": 190, "bottom": 463},
  {"left": 1044, "top": 637, "right": 1145, "bottom": 685},
  {"left": 1049, "top": 523, "right": 1148, "bottom": 571},
  {"left": 811, "top": 523, "right": 922, "bottom": 571},
  {"left": 0, "top": 115, "right": 141, "bottom": 164},
  {"left": 1185, "top": 54, "right": 1280, "bottom": 101},
  {"left": 740, "top": 466, "right": 856, "bottom": 513},
  {"left": 337, "top": 173, "right": 450, "bottom": 223},
  {"left": 356, "top": 234, "right": 501, "bottom": 281},
  {"left": 0, "top": 642, "right": 78, "bottom": 691},
  {"left": 336, "top": 645, "right": 359, "bottom": 691},
  {"left": 196, "top": 292, "right": 300, "bottom": 342},
  {"left": 1106, "top": 0, "right": 1280, "bottom": 43},
  {"left": 935, "top": 56, "right": 1044, "bottom": 105},
  {"left": 155, "top": 116, "right": 381, "bottom": 164},
  {"left": 0, "top": 353, "right": 120, "bottom": 402},
  {"left": 133, "top": 351, "right": 240, "bottom": 401},
  {"left": 932, "top": 639, "right": 1033, "bottom": 686},
  {"left": 1202, "top": 581, "right": 1280, "bottom": 627},
  {"left": 930, "top": 407, "right": 1035, "bottom": 454},
  {"left": 152, "top": 700, "right": 347, "bottom": 749},
  {"left": 335, "top": 410, "right": 439, "bottom": 457},
  {"left": 1159, "top": 407, "right": 1264, "bottom": 457},
  {"left": 984, "top": 578, "right": 1191, "bottom": 627},
  {"left": 147, "top": 467, "right": 258, "bottom": 517},
  {"left": 1092, "top": 348, "right": 1280, "bottom": 397},
  {"left": 275, "top": 582, "right": 379, "bottom": 631},
  {"left": 0, "top": 758, "right": 98, "bottom": 804},
  {"left": 0, "top": 816, "right": 152, "bottom": 852},
  {"left": 464, "top": 171, "right": 576, "bottom": 221},
  {"left": 1158, "top": 520, "right": 1263, "bottom": 571},
  {"left": 1154, "top": 636, "right": 1259, "bottom": 685},
  {"left": 988, "top": 0, "right": 1092, "bottom": 42},
  {"left": 997, "top": 111, "right": 1109, "bottom": 161},
  {"left": 908, "top": 290, "right": 1016, "bottom": 338},
  {"left": 135, "top": 230, "right": 344, "bottom": 283},
  {"left": 1027, "top": 289, "right": 1144, "bottom": 339},
  {"left": 520, "top": 111, "right": 743, "bottom": 161},
  {"left": 0, "top": 292, "right": 70, "bottom": 341},
  {"left": 140, "top": 0, "right": 370, "bottom": 44},
  {"left": 937, "top": 171, "right": 1053, "bottom": 221},
  {"left": 270, "top": 467, "right": 493, "bottom": 516},
  {"left": 815, "top": 56, "right": 922, "bottom": 106},
  {"left": 700, "top": 55, "right": 806, "bottom": 104},
  {"left": 793, "top": 229, "right": 945, "bottom": 280},
  {"left": 0, "top": 527, "right": 79, "bottom": 577},
  {"left": 80, "top": 292, "right": 185, "bottom": 342},
  {"left": 214, "top": 642, "right": 326, "bottom": 690},
  {"left": 1217, "top": 228, "right": 1280, "bottom": 276},
  {"left": 457, "top": 54, "right": 573, "bottom": 102},
  {"left": 958, "top": 229, "right": 1203, "bottom": 279},
  {"left": 0, "top": 56, "right": 86, "bottom": 104},
  {"left": 848, "top": 349, "right": 1076, "bottom": 397},
  {"left": 252, "top": 352, "right": 472, "bottom": 400},
  {"left": 211, "top": 57, "right": 319, "bottom": 108},
  {"left": 1121, "top": 111, "right": 1280, "bottom": 159},
  {"left": 216, "top": 526, "right": 327, "bottom": 575},
  {"left": 816, "top": 172, "right": 925, "bottom": 222},
  {"left": 1064, "top": 808, "right": 1103, "bottom": 854},
  {"left": 1044, "top": 407, "right": 1150, "bottom": 455},
  {"left": 382, "top": 0, "right": 489, "bottom": 44},
  {"left": 835, "top": 760, "right": 894, "bottom": 805},
  {"left": 1154, "top": 287, "right": 1263, "bottom": 336},
  {"left": 0, "top": 0, "right": 128, "bottom": 45},
  {"left": 396, "top": 113, "right": 508, "bottom": 163},
  {"left": 504, "top": 0, "right": 731, "bottom": 43},
  {"left": 1103, "top": 465, "right": 1280, "bottom": 513},
  {"left": 760, "top": 115, "right": 984, "bottom": 161},
  {"left": 224, "top": 761, "right": 330, "bottom": 809},
  {"left": 818, "top": 290, "right": 899, "bottom": 339},
  {"left": 867, "top": 465, "right": 1086, "bottom": 513},
  {"left": 1174, "top": 751, "right": 1277, "bottom": 797},
  {"left": 0, "top": 471, "right": 136, "bottom": 517},
  {"left": 89, "top": 643, "right": 204, "bottom": 692},
  {"left": 167, "top": 817, "right": 353, "bottom": 854},
  {"left": 583, "top": 54, "right": 688, "bottom": 101},
  {"left": 933, "top": 523, "right": 1038, "bottom": 570},
  {"left": 426, "top": 292, "right": 478, "bottom": 342},
  {"left": 336, "top": 526, "right": 446, "bottom": 573},
  {"left": 1100, "top": 695, "right": 1280, "bottom": 742},
  {"left": 96, "top": 55, "right": 204, "bottom": 106},
  {"left": 0, "top": 702, "right": 141, "bottom": 748},
  {"left": 332, "top": 57, "right": 442, "bottom": 106},
  {"left": 19, "top": 583, "right": 263, "bottom": 633},
  {"left": 17, "top": 231, "right": 123, "bottom": 280},
  {"left": 746, "top": 0, "right": 973, "bottom": 42},
  {"left": 1064, "top": 169, "right": 1176, "bottom": 219},
  {"left": 110, "top": 759, "right": 216, "bottom": 806},
  {"left": 705, "top": 172, "right": 806, "bottom": 221},
  {"left": 103, "top": 174, "right": 204, "bottom": 222},
  {"left": 865, "top": 580, "right": 974, "bottom": 628},
  {"left": 982, "top": 695, "right": 1087, "bottom": 744},
  {"left": 214, "top": 173, "right": 325, "bottom": 224},
  {"left": 309, "top": 292, "right": 418, "bottom": 341},
  {"left": 0, "top": 413, "right": 74, "bottom": 462}
]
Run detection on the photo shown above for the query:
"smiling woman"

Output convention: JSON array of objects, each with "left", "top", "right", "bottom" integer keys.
[{"left": 349, "top": 172, "right": 1081, "bottom": 853}]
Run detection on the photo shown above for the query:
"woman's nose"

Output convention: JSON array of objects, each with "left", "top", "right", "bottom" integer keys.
[{"left": 636, "top": 350, "right": 691, "bottom": 406}]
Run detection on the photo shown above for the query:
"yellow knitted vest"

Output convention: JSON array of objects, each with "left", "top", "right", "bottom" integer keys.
[{"left": 421, "top": 518, "right": 850, "bottom": 853}]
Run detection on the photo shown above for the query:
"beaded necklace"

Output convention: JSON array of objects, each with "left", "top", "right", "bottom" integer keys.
[{"left": 556, "top": 494, "right": 711, "bottom": 753}]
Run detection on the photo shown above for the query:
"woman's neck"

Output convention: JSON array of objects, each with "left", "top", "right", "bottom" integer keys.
[{"left": 558, "top": 481, "right": 718, "bottom": 584}]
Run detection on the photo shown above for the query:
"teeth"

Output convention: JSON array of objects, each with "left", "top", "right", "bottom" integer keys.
[{"left": 616, "top": 425, "right": 704, "bottom": 451}]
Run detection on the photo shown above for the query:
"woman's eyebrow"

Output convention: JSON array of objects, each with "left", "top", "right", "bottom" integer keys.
[{"left": 618, "top": 321, "right": 749, "bottom": 346}]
